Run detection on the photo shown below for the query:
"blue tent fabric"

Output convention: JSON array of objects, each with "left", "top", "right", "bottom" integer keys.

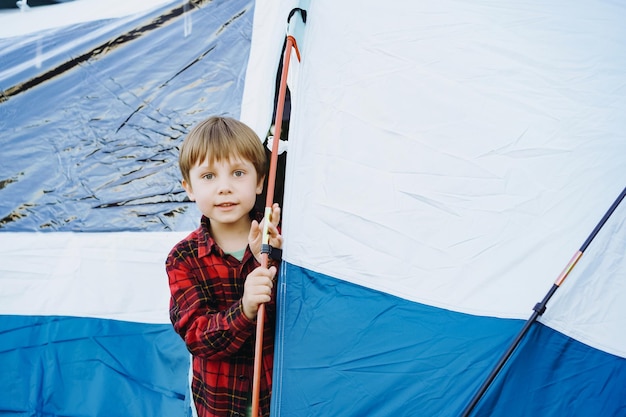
[
  {"left": 272, "top": 263, "right": 524, "bottom": 417},
  {"left": 475, "top": 323, "right": 626, "bottom": 416},
  {"left": 0, "top": 315, "right": 191, "bottom": 416},
  {"left": 272, "top": 265, "right": 626, "bottom": 416}
]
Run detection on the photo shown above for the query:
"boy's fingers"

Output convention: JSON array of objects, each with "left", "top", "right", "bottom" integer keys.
[
  {"left": 249, "top": 220, "right": 256, "bottom": 233},
  {"left": 249, "top": 267, "right": 275, "bottom": 282},
  {"left": 272, "top": 205, "right": 281, "bottom": 225},
  {"left": 249, "top": 220, "right": 262, "bottom": 242}
]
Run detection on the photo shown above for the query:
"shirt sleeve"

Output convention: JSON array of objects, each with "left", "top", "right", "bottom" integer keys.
[{"left": 166, "top": 249, "right": 256, "bottom": 360}]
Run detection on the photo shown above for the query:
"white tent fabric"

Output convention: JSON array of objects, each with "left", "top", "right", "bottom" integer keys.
[
  {"left": 0, "top": 231, "right": 186, "bottom": 323},
  {"left": 275, "top": 0, "right": 626, "bottom": 349}
]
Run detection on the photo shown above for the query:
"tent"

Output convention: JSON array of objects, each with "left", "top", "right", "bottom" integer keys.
[
  {"left": 0, "top": 0, "right": 254, "bottom": 414},
  {"left": 1, "top": 0, "right": 625, "bottom": 416}
]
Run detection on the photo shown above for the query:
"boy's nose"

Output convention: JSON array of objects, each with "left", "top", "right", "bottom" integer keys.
[{"left": 217, "top": 177, "right": 232, "bottom": 194}]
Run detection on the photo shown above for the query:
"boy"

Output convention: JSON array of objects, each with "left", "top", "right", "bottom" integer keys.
[{"left": 166, "top": 116, "right": 282, "bottom": 417}]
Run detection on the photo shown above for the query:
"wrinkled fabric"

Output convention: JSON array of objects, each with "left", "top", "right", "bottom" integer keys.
[{"left": 0, "top": 0, "right": 254, "bottom": 232}]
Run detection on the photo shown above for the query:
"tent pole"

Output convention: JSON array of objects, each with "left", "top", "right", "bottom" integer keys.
[
  {"left": 251, "top": 32, "right": 299, "bottom": 417},
  {"left": 461, "top": 186, "right": 626, "bottom": 417}
]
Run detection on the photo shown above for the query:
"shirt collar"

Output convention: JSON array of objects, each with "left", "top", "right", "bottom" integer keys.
[{"left": 197, "top": 215, "right": 218, "bottom": 259}]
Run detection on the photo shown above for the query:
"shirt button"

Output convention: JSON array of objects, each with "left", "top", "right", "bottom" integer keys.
[{"left": 238, "top": 375, "right": 248, "bottom": 381}]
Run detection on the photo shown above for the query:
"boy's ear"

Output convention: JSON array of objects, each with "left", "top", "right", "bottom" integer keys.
[
  {"left": 256, "top": 175, "right": 266, "bottom": 195},
  {"left": 182, "top": 179, "right": 196, "bottom": 201}
]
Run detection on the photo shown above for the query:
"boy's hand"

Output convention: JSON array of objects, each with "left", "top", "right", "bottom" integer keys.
[
  {"left": 242, "top": 266, "right": 276, "bottom": 320},
  {"left": 249, "top": 203, "right": 283, "bottom": 263}
]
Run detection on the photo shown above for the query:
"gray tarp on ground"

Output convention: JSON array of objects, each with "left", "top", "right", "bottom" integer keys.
[{"left": 0, "top": 0, "right": 255, "bottom": 232}]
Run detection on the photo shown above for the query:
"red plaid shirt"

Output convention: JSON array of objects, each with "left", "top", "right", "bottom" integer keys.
[{"left": 166, "top": 214, "right": 275, "bottom": 417}]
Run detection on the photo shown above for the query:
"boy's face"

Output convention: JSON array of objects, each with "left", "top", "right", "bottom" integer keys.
[{"left": 183, "top": 155, "right": 264, "bottom": 228}]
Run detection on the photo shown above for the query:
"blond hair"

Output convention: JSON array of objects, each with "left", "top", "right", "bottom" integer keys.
[{"left": 179, "top": 116, "right": 267, "bottom": 185}]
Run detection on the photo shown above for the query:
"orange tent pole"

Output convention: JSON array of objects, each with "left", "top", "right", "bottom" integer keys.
[{"left": 251, "top": 33, "right": 299, "bottom": 417}]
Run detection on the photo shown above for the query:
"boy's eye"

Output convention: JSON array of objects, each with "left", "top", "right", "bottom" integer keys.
[
  {"left": 202, "top": 173, "right": 214, "bottom": 180},
  {"left": 233, "top": 170, "right": 245, "bottom": 177}
]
